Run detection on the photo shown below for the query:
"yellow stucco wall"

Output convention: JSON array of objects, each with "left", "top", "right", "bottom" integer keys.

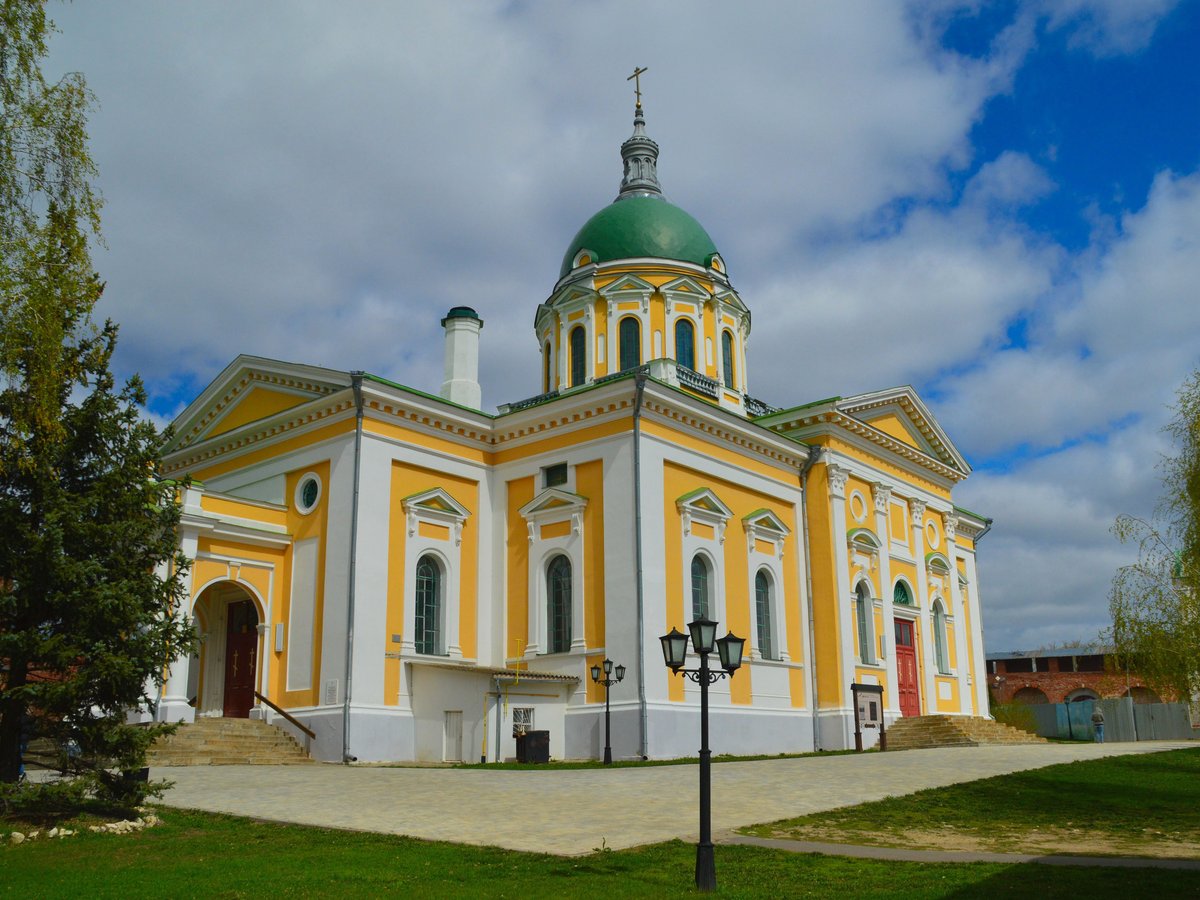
[
  {"left": 383, "top": 462, "right": 480, "bottom": 705},
  {"left": 661, "top": 461, "right": 805, "bottom": 708}
]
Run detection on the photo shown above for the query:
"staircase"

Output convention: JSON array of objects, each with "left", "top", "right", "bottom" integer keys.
[
  {"left": 884, "top": 715, "right": 1046, "bottom": 751},
  {"left": 148, "top": 717, "right": 313, "bottom": 766}
]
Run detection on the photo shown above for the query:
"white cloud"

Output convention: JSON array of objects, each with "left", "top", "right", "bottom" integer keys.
[
  {"left": 949, "top": 168, "right": 1200, "bottom": 652},
  {"left": 1039, "top": 0, "right": 1181, "bottom": 56},
  {"left": 39, "top": 2, "right": 1197, "bottom": 653},
  {"left": 46, "top": 1, "right": 1024, "bottom": 411}
]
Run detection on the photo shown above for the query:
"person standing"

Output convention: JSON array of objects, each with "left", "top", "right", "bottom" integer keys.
[{"left": 1091, "top": 706, "right": 1105, "bottom": 743}]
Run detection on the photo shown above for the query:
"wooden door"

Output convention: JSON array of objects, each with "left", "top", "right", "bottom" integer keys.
[
  {"left": 223, "top": 599, "right": 258, "bottom": 718},
  {"left": 894, "top": 619, "right": 921, "bottom": 718}
]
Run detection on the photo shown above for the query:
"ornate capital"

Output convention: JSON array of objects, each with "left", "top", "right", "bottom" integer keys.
[
  {"left": 943, "top": 513, "right": 958, "bottom": 544},
  {"left": 827, "top": 464, "right": 849, "bottom": 498},
  {"left": 872, "top": 482, "right": 892, "bottom": 514},
  {"left": 908, "top": 498, "right": 926, "bottom": 527}
]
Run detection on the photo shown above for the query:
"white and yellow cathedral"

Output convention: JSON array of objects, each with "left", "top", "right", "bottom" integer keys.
[{"left": 153, "top": 100, "right": 992, "bottom": 763}]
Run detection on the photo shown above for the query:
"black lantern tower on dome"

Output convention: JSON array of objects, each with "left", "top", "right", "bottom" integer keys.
[
  {"left": 659, "top": 617, "right": 745, "bottom": 893},
  {"left": 589, "top": 657, "right": 625, "bottom": 765}
]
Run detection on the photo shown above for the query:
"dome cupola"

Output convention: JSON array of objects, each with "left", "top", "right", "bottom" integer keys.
[{"left": 559, "top": 102, "right": 721, "bottom": 280}]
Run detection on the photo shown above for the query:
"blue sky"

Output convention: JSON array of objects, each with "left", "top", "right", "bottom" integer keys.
[{"left": 45, "top": 1, "right": 1200, "bottom": 651}]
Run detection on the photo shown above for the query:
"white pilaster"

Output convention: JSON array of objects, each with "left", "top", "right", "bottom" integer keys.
[
  {"left": 873, "top": 482, "right": 900, "bottom": 718},
  {"left": 944, "top": 513, "right": 971, "bottom": 713},
  {"left": 909, "top": 498, "right": 936, "bottom": 713},
  {"left": 964, "top": 550, "right": 990, "bottom": 716},
  {"left": 827, "top": 463, "right": 855, "bottom": 708}
]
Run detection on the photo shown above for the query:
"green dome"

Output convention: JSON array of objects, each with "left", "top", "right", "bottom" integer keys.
[{"left": 559, "top": 197, "right": 719, "bottom": 279}]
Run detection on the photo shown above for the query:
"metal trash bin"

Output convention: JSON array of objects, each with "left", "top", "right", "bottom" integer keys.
[{"left": 516, "top": 730, "right": 550, "bottom": 763}]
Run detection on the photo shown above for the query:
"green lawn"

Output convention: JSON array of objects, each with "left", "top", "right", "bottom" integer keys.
[
  {"left": 745, "top": 747, "right": 1200, "bottom": 855},
  {"left": 3, "top": 807, "right": 1199, "bottom": 898},
  {"left": 6, "top": 749, "right": 1200, "bottom": 897}
]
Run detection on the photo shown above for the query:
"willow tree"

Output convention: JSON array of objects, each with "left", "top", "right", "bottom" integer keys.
[
  {"left": 0, "top": 0, "right": 193, "bottom": 801},
  {"left": 1109, "top": 372, "right": 1200, "bottom": 702}
]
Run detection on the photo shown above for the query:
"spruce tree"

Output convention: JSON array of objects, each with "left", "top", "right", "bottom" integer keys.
[{"left": 0, "top": 0, "right": 194, "bottom": 801}]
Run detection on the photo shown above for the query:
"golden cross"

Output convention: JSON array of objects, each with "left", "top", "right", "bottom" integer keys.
[{"left": 627, "top": 66, "right": 648, "bottom": 108}]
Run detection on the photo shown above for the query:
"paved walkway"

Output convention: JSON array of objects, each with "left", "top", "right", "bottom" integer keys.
[{"left": 152, "top": 741, "right": 1194, "bottom": 856}]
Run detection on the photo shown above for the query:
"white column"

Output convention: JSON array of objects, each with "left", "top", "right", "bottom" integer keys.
[
  {"left": 944, "top": 514, "right": 971, "bottom": 714},
  {"left": 909, "top": 499, "right": 936, "bottom": 714},
  {"left": 710, "top": 297, "right": 725, "bottom": 387},
  {"left": 158, "top": 527, "right": 199, "bottom": 723},
  {"left": 556, "top": 311, "right": 568, "bottom": 390},
  {"left": 873, "top": 482, "right": 900, "bottom": 719},
  {"left": 606, "top": 300, "right": 618, "bottom": 377}
]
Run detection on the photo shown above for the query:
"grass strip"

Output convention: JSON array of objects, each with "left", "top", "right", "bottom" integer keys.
[
  {"left": 745, "top": 747, "right": 1200, "bottom": 853},
  {"left": 4, "top": 806, "right": 1200, "bottom": 898}
]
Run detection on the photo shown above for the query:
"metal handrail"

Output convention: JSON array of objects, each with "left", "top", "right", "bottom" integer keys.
[{"left": 253, "top": 690, "right": 316, "bottom": 740}]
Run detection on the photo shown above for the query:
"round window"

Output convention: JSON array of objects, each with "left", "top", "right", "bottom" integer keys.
[
  {"left": 925, "top": 518, "right": 941, "bottom": 549},
  {"left": 296, "top": 474, "right": 321, "bottom": 514}
]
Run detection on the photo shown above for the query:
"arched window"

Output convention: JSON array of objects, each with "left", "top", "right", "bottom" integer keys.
[
  {"left": 755, "top": 570, "right": 775, "bottom": 660},
  {"left": 415, "top": 555, "right": 442, "bottom": 655},
  {"left": 569, "top": 326, "right": 586, "bottom": 387},
  {"left": 543, "top": 341, "right": 552, "bottom": 393},
  {"left": 547, "top": 555, "right": 572, "bottom": 653},
  {"left": 893, "top": 581, "right": 912, "bottom": 606},
  {"left": 690, "top": 554, "right": 711, "bottom": 621},
  {"left": 721, "top": 330, "right": 735, "bottom": 389},
  {"left": 675, "top": 319, "right": 696, "bottom": 371},
  {"left": 855, "top": 582, "right": 875, "bottom": 664},
  {"left": 619, "top": 317, "right": 640, "bottom": 372},
  {"left": 932, "top": 599, "right": 949, "bottom": 674}
]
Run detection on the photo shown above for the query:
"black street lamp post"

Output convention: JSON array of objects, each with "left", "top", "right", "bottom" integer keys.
[
  {"left": 589, "top": 657, "right": 625, "bottom": 765},
  {"left": 659, "top": 617, "right": 745, "bottom": 893}
]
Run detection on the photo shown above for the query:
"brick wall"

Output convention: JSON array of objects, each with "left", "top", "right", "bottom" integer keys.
[{"left": 988, "top": 669, "right": 1167, "bottom": 705}]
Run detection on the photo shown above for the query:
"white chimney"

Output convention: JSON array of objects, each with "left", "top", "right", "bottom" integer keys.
[{"left": 440, "top": 306, "right": 483, "bottom": 409}]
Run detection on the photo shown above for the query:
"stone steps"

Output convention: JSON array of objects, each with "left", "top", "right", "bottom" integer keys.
[
  {"left": 885, "top": 715, "right": 1045, "bottom": 751},
  {"left": 148, "top": 717, "right": 313, "bottom": 766}
]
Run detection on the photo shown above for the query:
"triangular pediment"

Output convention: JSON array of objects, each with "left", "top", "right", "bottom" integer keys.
[
  {"left": 548, "top": 284, "right": 597, "bottom": 309},
  {"left": 659, "top": 275, "right": 709, "bottom": 296},
  {"left": 743, "top": 508, "right": 790, "bottom": 536},
  {"left": 164, "top": 356, "right": 350, "bottom": 453},
  {"left": 676, "top": 488, "right": 733, "bottom": 520},
  {"left": 402, "top": 487, "right": 471, "bottom": 520},
  {"left": 598, "top": 273, "right": 656, "bottom": 299},
  {"left": 838, "top": 387, "right": 970, "bottom": 475},
  {"left": 519, "top": 488, "right": 587, "bottom": 521}
]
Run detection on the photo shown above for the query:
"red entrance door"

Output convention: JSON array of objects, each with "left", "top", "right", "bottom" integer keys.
[
  {"left": 223, "top": 600, "right": 258, "bottom": 718},
  {"left": 895, "top": 620, "right": 921, "bottom": 718}
]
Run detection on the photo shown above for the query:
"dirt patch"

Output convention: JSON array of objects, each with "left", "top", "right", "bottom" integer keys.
[{"left": 753, "top": 823, "right": 1200, "bottom": 860}]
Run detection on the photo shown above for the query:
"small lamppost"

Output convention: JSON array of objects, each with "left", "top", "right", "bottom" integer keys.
[
  {"left": 659, "top": 617, "right": 745, "bottom": 893},
  {"left": 590, "top": 657, "right": 626, "bottom": 765}
]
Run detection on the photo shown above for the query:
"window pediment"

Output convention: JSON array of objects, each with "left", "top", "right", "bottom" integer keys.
[
  {"left": 402, "top": 488, "right": 471, "bottom": 545},
  {"left": 743, "top": 508, "right": 790, "bottom": 558},
  {"left": 926, "top": 551, "right": 953, "bottom": 592},
  {"left": 925, "top": 551, "right": 952, "bottom": 576},
  {"left": 677, "top": 488, "right": 732, "bottom": 543},
  {"left": 660, "top": 276, "right": 710, "bottom": 315},
  {"left": 600, "top": 274, "right": 654, "bottom": 315},
  {"left": 848, "top": 527, "right": 881, "bottom": 572},
  {"left": 519, "top": 488, "right": 587, "bottom": 541}
]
